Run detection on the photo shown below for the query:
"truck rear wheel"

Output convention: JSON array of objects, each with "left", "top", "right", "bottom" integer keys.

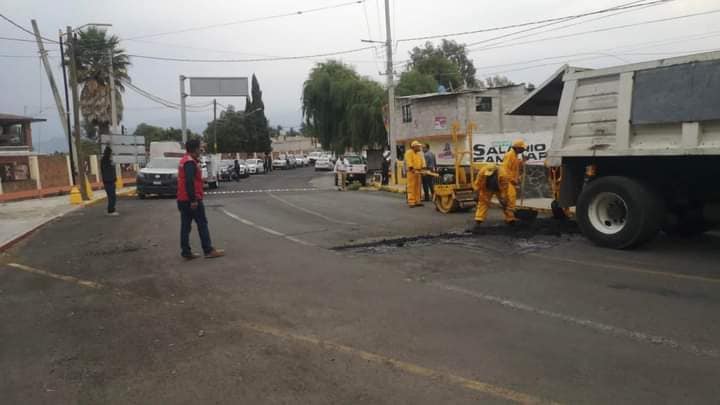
[{"left": 577, "top": 176, "right": 664, "bottom": 249}]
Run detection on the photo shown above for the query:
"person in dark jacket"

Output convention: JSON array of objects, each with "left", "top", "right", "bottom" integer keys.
[
  {"left": 422, "top": 143, "right": 437, "bottom": 201},
  {"left": 177, "top": 139, "right": 224, "bottom": 260},
  {"left": 100, "top": 146, "right": 118, "bottom": 216},
  {"left": 233, "top": 159, "right": 241, "bottom": 181}
]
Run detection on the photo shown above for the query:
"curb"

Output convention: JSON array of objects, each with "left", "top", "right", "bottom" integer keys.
[
  {"left": 0, "top": 213, "right": 68, "bottom": 253},
  {"left": 1, "top": 188, "right": 138, "bottom": 253}
]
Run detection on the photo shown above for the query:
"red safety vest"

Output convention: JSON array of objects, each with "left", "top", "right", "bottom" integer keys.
[{"left": 177, "top": 154, "right": 203, "bottom": 201}]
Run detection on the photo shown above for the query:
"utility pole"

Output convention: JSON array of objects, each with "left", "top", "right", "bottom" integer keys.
[
  {"left": 180, "top": 75, "right": 188, "bottom": 143},
  {"left": 58, "top": 31, "right": 77, "bottom": 185},
  {"left": 108, "top": 48, "right": 118, "bottom": 133},
  {"left": 384, "top": 0, "right": 397, "bottom": 184},
  {"left": 67, "top": 27, "right": 90, "bottom": 201},
  {"left": 213, "top": 99, "right": 218, "bottom": 153},
  {"left": 31, "top": 21, "right": 71, "bottom": 156}
]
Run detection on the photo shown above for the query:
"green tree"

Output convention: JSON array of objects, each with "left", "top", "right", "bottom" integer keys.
[
  {"left": 68, "top": 27, "right": 130, "bottom": 137},
  {"left": 134, "top": 123, "right": 197, "bottom": 148},
  {"left": 245, "top": 74, "right": 272, "bottom": 153},
  {"left": 407, "top": 39, "right": 477, "bottom": 90},
  {"left": 396, "top": 70, "right": 438, "bottom": 96},
  {"left": 302, "top": 60, "right": 386, "bottom": 154}
]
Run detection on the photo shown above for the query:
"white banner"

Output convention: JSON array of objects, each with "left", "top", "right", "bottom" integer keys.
[{"left": 472, "top": 131, "right": 553, "bottom": 166}]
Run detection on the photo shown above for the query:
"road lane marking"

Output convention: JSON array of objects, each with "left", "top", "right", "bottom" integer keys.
[
  {"left": 2, "top": 262, "right": 556, "bottom": 404},
  {"left": 6, "top": 263, "right": 104, "bottom": 290},
  {"left": 431, "top": 282, "right": 720, "bottom": 359},
  {"left": 529, "top": 254, "right": 720, "bottom": 284},
  {"left": 220, "top": 208, "right": 316, "bottom": 247},
  {"left": 267, "top": 192, "right": 358, "bottom": 226},
  {"left": 238, "top": 321, "right": 556, "bottom": 405},
  {"left": 207, "top": 187, "right": 320, "bottom": 195}
]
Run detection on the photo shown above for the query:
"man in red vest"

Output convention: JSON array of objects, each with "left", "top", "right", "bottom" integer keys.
[{"left": 177, "top": 139, "right": 224, "bottom": 260}]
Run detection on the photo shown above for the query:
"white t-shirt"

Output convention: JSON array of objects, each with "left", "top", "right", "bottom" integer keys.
[{"left": 334, "top": 159, "right": 347, "bottom": 173}]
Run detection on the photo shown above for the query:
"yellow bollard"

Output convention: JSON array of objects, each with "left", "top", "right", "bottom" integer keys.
[
  {"left": 84, "top": 177, "right": 94, "bottom": 200},
  {"left": 115, "top": 176, "right": 124, "bottom": 189},
  {"left": 69, "top": 186, "right": 83, "bottom": 205}
]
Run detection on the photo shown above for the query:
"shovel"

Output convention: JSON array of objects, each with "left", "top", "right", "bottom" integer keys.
[{"left": 514, "top": 167, "right": 538, "bottom": 222}]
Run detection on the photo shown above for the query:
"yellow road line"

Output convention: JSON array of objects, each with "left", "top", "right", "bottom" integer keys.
[
  {"left": 2, "top": 261, "right": 556, "bottom": 404},
  {"left": 238, "top": 321, "right": 557, "bottom": 405},
  {"left": 530, "top": 254, "right": 720, "bottom": 284},
  {"left": 6, "top": 263, "right": 104, "bottom": 289}
]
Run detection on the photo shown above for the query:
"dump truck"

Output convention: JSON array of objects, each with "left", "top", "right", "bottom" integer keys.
[{"left": 510, "top": 51, "right": 720, "bottom": 248}]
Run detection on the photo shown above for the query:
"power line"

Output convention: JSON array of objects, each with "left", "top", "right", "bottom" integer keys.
[
  {"left": 126, "top": 46, "right": 376, "bottom": 63},
  {"left": 0, "top": 13, "right": 58, "bottom": 43},
  {"left": 395, "top": 0, "right": 669, "bottom": 43},
  {"left": 467, "top": 8, "right": 720, "bottom": 52},
  {"left": 465, "top": 0, "right": 666, "bottom": 49},
  {"left": 0, "top": 35, "right": 55, "bottom": 45},
  {"left": 125, "top": 0, "right": 365, "bottom": 40},
  {"left": 0, "top": 54, "right": 39, "bottom": 58},
  {"left": 122, "top": 79, "right": 213, "bottom": 111}
]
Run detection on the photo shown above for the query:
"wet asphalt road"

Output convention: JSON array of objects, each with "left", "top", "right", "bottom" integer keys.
[{"left": 1, "top": 167, "right": 719, "bottom": 404}]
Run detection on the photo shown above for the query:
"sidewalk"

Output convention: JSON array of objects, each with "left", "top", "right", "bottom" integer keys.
[{"left": 0, "top": 187, "right": 135, "bottom": 252}]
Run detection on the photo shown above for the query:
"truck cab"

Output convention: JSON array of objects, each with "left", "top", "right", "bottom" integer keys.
[{"left": 510, "top": 51, "right": 720, "bottom": 248}]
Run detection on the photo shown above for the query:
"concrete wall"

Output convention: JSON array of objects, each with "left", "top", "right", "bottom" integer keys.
[
  {"left": 271, "top": 136, "right": 320, "bottom": 154},
  {"left": 393, "top": 86, "right": 556, "bottom": 142}
]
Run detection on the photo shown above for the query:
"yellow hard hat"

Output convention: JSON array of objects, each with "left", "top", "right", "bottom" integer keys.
[
  {"left": 411, "top": 141, "right": 422, "bottom": 148},
  {"left": 512, "top": 139, "right": 527, "bottom": 149}
]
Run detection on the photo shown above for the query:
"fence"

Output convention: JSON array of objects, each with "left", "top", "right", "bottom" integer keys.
[{"left": 0, "top": 154, "right": 138, "bottom": 202}]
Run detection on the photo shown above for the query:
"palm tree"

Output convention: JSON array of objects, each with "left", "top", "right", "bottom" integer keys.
[{"left": 68, "top": 27, "right": 130, "bottom": 137}]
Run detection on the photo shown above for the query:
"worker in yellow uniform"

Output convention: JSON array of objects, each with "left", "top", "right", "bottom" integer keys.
[
  {"left": 498, "top": 139, "right": 527, "bottom": 224},
  {"left": 473, "top": 164, "right": 511, "bottom": 224},
  {"left": 404, "top": 141, "right": 426, "bottom": 207}
]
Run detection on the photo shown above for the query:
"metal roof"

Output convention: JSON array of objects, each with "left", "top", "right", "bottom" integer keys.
[
  {"left": 507, "top": 65, "right": 590, "bottom": 116},
  {"left": 0, "top": 113, "right": 47, "bottom": 124},
  {"left": 396, "top": 84, "right": 526, "bottom": 101}
]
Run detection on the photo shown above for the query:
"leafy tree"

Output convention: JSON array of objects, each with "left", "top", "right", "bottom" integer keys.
[
  {"left": 407, "top": 39, "right": 476, "bottom": 90},
  {"left": 243, "top": 74, "right": 272, "bottom": 153},
  {"left": 68, "top": 27, "right": 130, "bottom": 137},
  {"left": 484, "top": 75, "right": 515, "bottom": 88},
  {"left": 205, "top": 106, "right": 249, "bottom": 153},
  {"left": 302, "top": 60, "right": 387, "bottom": 154},
  {"left": 396, "top": 70, "right": 438, "bottom": 97},
  {"left": 134, "top": 123, "right": 197, "bottom": 148}
]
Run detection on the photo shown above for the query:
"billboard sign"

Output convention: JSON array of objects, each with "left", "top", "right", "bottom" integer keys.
[
  {"left": 472, "top": 131, "right": 553, "bottom": 166},
  {"left": 189, "top": 77, "right": 249, "bottom": 97}
]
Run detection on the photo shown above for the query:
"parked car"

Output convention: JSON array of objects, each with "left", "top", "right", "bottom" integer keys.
[
  {"left": 136, "top": 157, "right": 181, "bottom": 199},
  {"left": 314, "top": 154, "right": 333, "bottom": 171},
  {"left": 245, "top": 158, "right": 266, "bottom": 174},
  {"left": 307, "top": 151, "right": 322, "bottom": 165},
  {"left": 301, "top": 155, "right": 311, "bottom": 166},
  {"left": 219, "top": 159, "right": 247, "bottom": 181},
  {"left": 294, "top": 155, "right": 306, "bottom": 167},
  {"left": 273, "top": 154, "right": 290, "bottom": 170},
  {"left": 287, "top": 154, "right": 297, "bottom": 168},
  {"left": 344, "top": 154, "right": 368, "bottom": 186}
]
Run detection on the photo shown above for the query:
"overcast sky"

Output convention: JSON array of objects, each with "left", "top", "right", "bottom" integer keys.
[{"left": 1, "top": 0, "right": 718, "bottom": 152}]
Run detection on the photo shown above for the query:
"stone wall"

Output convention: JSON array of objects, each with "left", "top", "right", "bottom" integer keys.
[{"left": 38, "top": 155, "right": 70, "bottom": 188}]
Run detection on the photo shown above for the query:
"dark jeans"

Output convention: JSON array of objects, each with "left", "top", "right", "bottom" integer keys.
[
  {"left": 178, "top": 200, "right": 213, "bottom": 256},
  {"left": 422, "top": 175, "right": 434, "bottom": 201},
  {"left": 104, "top": 181, "right": 116, "bottom": 213},
  {"left": 381, "top": 167, "right": 389, "bottom": 185}
]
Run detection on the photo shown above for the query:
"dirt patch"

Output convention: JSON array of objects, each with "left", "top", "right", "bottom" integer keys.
[{"left": 469, "top": 218, "right": 580, "bottom": 238}]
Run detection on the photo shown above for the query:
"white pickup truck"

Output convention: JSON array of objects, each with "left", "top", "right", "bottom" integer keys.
[{"left": 510, "top": 51, "right": 720, "bottom": 248}]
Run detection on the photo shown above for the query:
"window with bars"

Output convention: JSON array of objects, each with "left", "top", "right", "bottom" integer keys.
[{"left": 401, "top": 104, "right": 412, "bottom": 123}]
